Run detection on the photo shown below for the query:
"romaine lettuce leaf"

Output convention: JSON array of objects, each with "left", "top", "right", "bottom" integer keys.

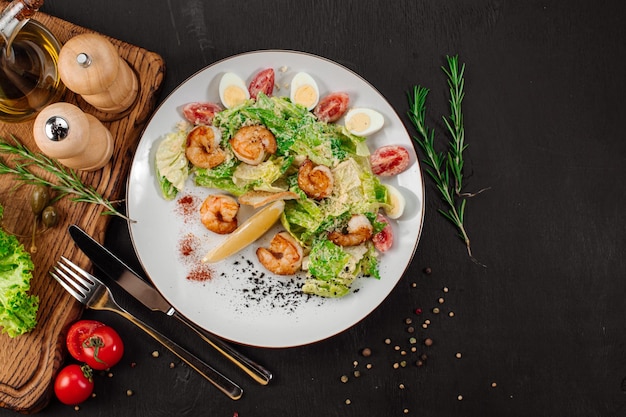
[{"left": 155, "top": 129, "right": 190, "bottom": 200}]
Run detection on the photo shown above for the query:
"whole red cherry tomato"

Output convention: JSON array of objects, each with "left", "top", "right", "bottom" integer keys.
[
  {"left": 182, "top": 102, "right": 223, "bottom": 125},
  {"left": 54, "top": 364, "right": 94, "bottom": 405},
  {"left": 248, "top": 68, "right": 275, "bottom": 99},
  {"left": 66, "top": 320, "right": 124, "bottom": 371},
  {"left": 313, "top": 92, "right": 350, "bottom": 123}
]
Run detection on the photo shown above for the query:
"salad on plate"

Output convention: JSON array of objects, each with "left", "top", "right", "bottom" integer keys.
[{"left": 154, "top": 67, "right": 410, "bottom": 298}]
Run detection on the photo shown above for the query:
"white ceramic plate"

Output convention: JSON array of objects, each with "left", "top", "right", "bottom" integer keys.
[{"left": 127, "top": 50, "right": 424, "bottom": 348}]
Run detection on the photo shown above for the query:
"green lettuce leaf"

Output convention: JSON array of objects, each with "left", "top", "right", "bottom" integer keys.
[{"left": 0, "top": 205, "right": 38, "bottom": 337}]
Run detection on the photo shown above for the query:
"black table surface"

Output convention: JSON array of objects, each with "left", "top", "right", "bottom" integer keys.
[{"left": 3, "top": 1, "right": 625, "bottom": 416}]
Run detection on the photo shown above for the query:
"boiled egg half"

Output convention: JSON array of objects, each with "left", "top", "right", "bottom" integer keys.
[
  {"left": 383, "top": 183, "right": 406, "bottom": 219},
  {"left": 344, "top": 108, "right": 384, "bottom": 136},
  {"left": 290, "top": 72, "right": 319, "bottom": 110},
  {"left": 219, "top": 72, "right": 250, "bottom": 109}
]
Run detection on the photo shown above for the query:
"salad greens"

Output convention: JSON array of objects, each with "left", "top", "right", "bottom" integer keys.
[
  {"left": 157, "top": 93, "right": 390, "bottom": 297},
  {"left": 0, "top": 204, "right": 38, "bottom": 337}
]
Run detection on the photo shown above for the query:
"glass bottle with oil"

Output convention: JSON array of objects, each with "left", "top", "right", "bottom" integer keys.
[{"left": 0, "top": 0, "right": 65, "bottom": 123}]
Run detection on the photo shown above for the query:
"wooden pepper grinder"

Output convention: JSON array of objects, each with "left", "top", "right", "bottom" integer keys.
[
  {"left": 58, "top": 33, "right": 138, "bottom": 114},
  {"left": 33, "top": 102, "right": 114, "bottom": 171}
]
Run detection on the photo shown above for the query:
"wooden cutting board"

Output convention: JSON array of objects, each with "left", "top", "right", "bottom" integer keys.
[{"left": 0, "top": 4, "right": 165, "bottom": 413}]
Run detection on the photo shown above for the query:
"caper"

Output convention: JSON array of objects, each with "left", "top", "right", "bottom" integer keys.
[
  {"left": 30, "top": 185, "right": 51, "bottom": 215},
  {"left": 41, "top": 206, "right": 59, "bottom": 228}
]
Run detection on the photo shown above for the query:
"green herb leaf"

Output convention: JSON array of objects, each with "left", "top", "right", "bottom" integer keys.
[
  {"left": 0, "top": 135, "right": 131, "bottom": 222},
  {"left": 407, "top": 56, "right": 484, "bottom": 264}
]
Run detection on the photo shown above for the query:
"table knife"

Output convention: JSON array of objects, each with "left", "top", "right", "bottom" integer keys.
[{"left": 68, "top": 224, "right": 272, "bottom": 385}]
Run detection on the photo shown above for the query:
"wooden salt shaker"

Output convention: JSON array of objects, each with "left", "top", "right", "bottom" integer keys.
[
  {"left": 33, "top": 102, "right": 114, "bottom": 171},
  {"left": 58, "top": 33, "right": 138, "bottom": 114}
]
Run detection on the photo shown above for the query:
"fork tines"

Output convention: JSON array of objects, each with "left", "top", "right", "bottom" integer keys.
[{"left": 50, "top": 257, "right": 96, "bottom": 303}]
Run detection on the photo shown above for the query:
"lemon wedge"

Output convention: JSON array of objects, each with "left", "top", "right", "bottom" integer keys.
[{"left": 202, "top": 199, "right": 285, "bottom": 263}]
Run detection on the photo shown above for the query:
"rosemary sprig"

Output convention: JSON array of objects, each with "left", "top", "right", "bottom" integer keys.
[
  {"left": 442, "top": 56, "right": 466, "bottom": 195},
  {"left": 407, "top": 55, "right": 482, "bottom": 263},
  {"left": 0, "top": 135, "right": 132, "bottom": 222}
]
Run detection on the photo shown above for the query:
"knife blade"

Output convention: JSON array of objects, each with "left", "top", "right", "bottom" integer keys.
[{"left": 68, "top": 224, "right": 272, "bottom": 385}]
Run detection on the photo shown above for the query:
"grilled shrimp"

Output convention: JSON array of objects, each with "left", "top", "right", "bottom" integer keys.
[
  {"left": 229, "top": 125, "right": 277, "bottom": 165},
  {"left": 256, "top": 231, "right": 304, "bottom": 275},
  {"left": 328, "top": 214, "right": 373, "bottom": 247},
  {"left": 200, "top": 194, "right": 239, "bottom": 234},
  {"left": 297, "top": 158, "right": 334, "bottom": 200},
  {"left": 185, "top": 125, "right": 226, "bottom": 169}
]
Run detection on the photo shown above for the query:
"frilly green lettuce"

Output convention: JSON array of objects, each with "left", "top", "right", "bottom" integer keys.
[{"left": 0, "top": 205, "right": 38, "bottom": 337}]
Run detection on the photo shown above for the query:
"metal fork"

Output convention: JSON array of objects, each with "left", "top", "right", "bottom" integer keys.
[{"left": 50, "top": 256, "right": 243, "bottom": 400}]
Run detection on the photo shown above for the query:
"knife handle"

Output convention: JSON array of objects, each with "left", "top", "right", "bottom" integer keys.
[
  {"left": 115, "top": 309, "right": 244, "bottom": 400},
  {"left": 172, "top": 311, "right": 273, "bottom": 385}
]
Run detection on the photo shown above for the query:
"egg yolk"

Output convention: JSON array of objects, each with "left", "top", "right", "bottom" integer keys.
[
  {"left": 346, "top": 113, "right": 371, "bottom": 133},
  {"left": 294, "top": 85, "right": 317, "bottom": 108},
  {"left": 224, "top": 85, "right": 247, "bottom": 107}
]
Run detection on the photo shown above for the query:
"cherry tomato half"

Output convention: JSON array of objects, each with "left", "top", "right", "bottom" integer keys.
[
  {"left": 248, "top": 68, "right": 275, "bottom": 99},
  {"left": 182, "top": 102, "right": 223, "bottom": 125},
  {"left": 66, "top": 320, "right": 124, "bottom": 371},
  {"left": 370, "top": 145, "right": 410, "bottom": 176},
  {"left": 372, "top": 212, "right": 393, "bottom": 253},
  {"left": 54, "top": 364, "right": 94, "bottom": 405},
  {"left": 313, "top": 92, "right": 350, "bottom": 123}
]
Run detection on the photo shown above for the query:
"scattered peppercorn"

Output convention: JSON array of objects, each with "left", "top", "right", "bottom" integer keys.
[
  {"left": 353, "top": 370, "right": 361, "bottom": 378},
  {"left": 340, "top": 375, "right": 349, "bottom": 383},
  {"left": 438, "top": 297, "right": 445, "bottom": 304},
  {"left": 423, "top": 267, "right": 432, "bottom": 274},
  {"left": 414, "top": 308, "right": 422, "bottom": 315},
  {"left": 152, "top": 351, "right": 159, "bottom": 358},
  {"left": 405, "top": 318, "right": 413, "bottom": 325},
  {"left": 169, "top": 362, "right": 175, "bottom": 368},
  {"left": 424, "top": 338, "right": 433, "bottom": 347},
  {"left": 126, "top": 389, "right": 134, "bottom": 397},
  {"left": 491, "top": 382, "right": 497, "bottom": 388},
  {"left": 361, "top": 347, "right": 372, "bottom": 357},
  {"left": 416, "top": 360, "right": 423, "bottom": 367},
  {"left": 443, "top": 286, "right": 449, "bottom": 293},
  {"left": 384, "top": 338, "right": 392, "bottom": 344},
  {"left": 455, "top": 352, "right": 462, "bottom": 359},
  {"left": 449, "top": 311, "right": 455, "bottom": 317},
  {"left": 399, "top": 383, "right": 405, "bottom": 389},
  {"left": 130, "top": 362, "right": 137, "bottom": 368},
  {"left": 407, "top": 326, "right": 415, "bottom": 333},
  {"left": 432, "top": 307, "right": 440, "bottom": 314},
  {"left": 345, "top": 399, "right": 351, "bottom": 405},
  {"left": 457, "top": 395, "right": 463, "bottom": 401}
]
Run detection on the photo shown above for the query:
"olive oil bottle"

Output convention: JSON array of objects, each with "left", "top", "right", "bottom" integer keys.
[{"left": 0, "top": 0, "right": 64, "bottom": 123}]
